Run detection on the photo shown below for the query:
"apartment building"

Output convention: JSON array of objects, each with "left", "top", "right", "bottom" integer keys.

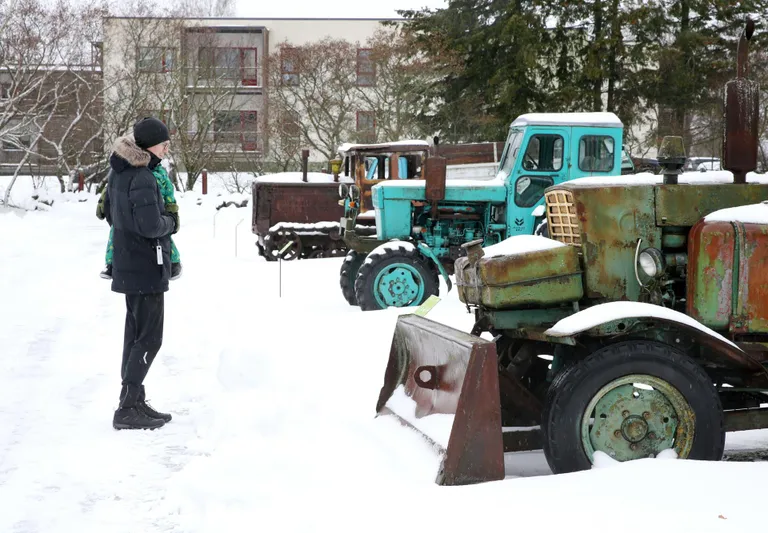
[
  {"left": 101, "top": 17, "right": 399, "bottom": 170},
  {"left": 0, "top": 65, "right": 103, "bottom": 177}
]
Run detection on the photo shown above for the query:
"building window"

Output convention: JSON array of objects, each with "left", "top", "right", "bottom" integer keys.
[
  {"left": 0, "top": 84, "right": 10, "bottom": 100},
  {"left": 281, "top": 109, "right": 301, "bottom": 138},
  {"left": 579, "top": 135, "right": 615, "bottom": 172},
  {"left": 1, "top": 133, "right": 31, "bottom": 151},
  {"left": 521, "top": 134, "right": 564, "bottom": 172},
  {"left": 214, "top": 110, "right": 259, "bottom": 151},
  {"left": 356, "top": 49, "right": 375, "bottom": 86},
  {"left": 199, "top": 47, "right": 258, "bottom": 86},
  {"left": 356, "top": 111, "right": 375, "bottom": 143},
  {"left": 137, "top": 47, "right": 175, "bottom": 73},
  {"left": 242, "top": 110, "right": 258, "bottom": 151},
  {"left": 280, "top": 47, "right": 299, "bottom": 86}
]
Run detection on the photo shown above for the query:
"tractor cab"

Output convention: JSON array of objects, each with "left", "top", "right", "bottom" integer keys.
[{"left": 337, "top": 141, "right": 430, "bottom": 215}]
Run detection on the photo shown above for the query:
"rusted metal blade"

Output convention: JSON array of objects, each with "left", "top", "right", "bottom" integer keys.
[{"left": 376, "top": 314, "right": 505, "bottom": 485}]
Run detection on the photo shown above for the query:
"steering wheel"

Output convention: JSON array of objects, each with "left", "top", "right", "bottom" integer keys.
[{"left": 524, "top": 152, "right": 539, "bottom": 170}]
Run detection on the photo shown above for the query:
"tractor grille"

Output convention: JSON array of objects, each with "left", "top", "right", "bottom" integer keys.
[{"left": 545, "top": 190, "right": 581, "bottom": 246}]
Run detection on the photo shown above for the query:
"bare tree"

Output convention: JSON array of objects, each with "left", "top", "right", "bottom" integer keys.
[
  {"left": 354, "top": 28, "right": 431, "bottom": 142},
  {"left": 267, "top": 38, "right": 358, "bottom": 162},
  {"left": 1, "top": 0, "right": 109, "bottom": 206}
]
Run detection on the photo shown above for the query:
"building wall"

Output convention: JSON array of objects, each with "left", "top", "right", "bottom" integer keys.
[
  {"left": 0, "top": 69, "right": 103, "bottom": 177},
  {"left": 102, "top": 17, "right": 397, "bottom": 170}
]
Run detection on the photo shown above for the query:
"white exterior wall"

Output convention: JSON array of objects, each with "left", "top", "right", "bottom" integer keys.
[{"left": 102, "top": 17, "right": 399, "bottom": 165}]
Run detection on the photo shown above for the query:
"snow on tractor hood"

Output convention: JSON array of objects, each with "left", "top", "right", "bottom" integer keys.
[
  {"left": 561, "top": 170, "right": 768, "bottom": 188},
  {"left": 545, "top": 301, "right": 740, "bottom": 350},
  {"left": 481, "top": 235, "right": 565, "bottom": 259},
  {"left": 704, "top": 201, "right": 768, "bottom": 224}
]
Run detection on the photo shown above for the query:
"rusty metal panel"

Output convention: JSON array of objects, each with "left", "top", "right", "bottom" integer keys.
[
  {"left": 437, "top": 142, "right": 504, "bottom": 165},
  {"left": 425, "top": 155, "right": 447, "bottom": 203},
  {"left": 724, "top": 79, "right": 759, "bottom": 183},
  {"left": 686, "top": 220, "right": 735, "bottom": 328},
  {"left": 655, "top": 184, "right": 768, "bottom": 226},
  {"left": 455, "top": 246, "right": 583, "bottom": 309},
  {"left": 251, "top": 181, "right": 344, "bottom": 237},
  {"left": 739, "top": 223, "right": 768, "bottom": 333},
  {"left": 375, "top": 314, "right": 505, "bottom": 485},
  {"left": 566, "top": 185, "right": 661, "bottom": 301}
]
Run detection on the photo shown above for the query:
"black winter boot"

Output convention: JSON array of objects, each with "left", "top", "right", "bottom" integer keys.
[
  {"left": 137, "top": 385, "right": 172, "bottom": 422},
  {"left": 100, "top": 264, "right": 112, "bottom": 280},
  {"left": 113, "top": 384, "right": 165, "bottom": 430}
]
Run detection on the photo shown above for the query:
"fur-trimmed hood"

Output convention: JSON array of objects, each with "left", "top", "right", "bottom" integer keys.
[{"left": 111, "top": 135, "right": 151, "bottom": 168}]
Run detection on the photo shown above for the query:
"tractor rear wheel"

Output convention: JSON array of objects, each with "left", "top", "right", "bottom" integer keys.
[
  {"left": 354, "top": 245, "right": 438, "bottom": 311},
  {"left": 542, "top": 340, "right": 724, "bottom": 474},
  {"left": 339, "top": 250, "right": 365, "bottom": 306}
]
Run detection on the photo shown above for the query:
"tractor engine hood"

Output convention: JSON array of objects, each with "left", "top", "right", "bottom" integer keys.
[
  {"left": 455, "top": 235, "right": 584, "bottom": 309},
  {"left": 372, "top": 179, "right": 507, "bottom": 207}
]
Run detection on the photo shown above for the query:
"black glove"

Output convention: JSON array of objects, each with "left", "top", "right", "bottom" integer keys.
[{"left": 166, "top": 203, "right": 180, "bottom": 234}]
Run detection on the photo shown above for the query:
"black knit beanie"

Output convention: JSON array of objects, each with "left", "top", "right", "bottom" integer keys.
[{"left": 133, "top": 117, "right": 170, "bottom": 149}]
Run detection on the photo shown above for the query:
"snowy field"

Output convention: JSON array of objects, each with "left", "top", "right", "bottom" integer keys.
[{"left": 2, "top": 175, "right": 768, "bottom": 532}]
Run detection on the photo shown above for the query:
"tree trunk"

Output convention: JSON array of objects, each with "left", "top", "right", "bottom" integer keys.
[
  {"left": 675, "top": 0, "right": 691, "bottom": 144},
  {"left": 605, "top": 0, "right": 621, "bottom": 112},
  {"left": 592, "top": 0, "right": 604, "bottom": 111}
]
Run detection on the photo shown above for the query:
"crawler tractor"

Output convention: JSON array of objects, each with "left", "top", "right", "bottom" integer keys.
[{"left": 374, "top": 21, "right": 768, "bottom": 485}]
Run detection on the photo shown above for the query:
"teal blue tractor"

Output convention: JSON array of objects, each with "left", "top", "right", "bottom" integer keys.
[{"left": 339, "top": 112, "right": 632, "bottom": 311}]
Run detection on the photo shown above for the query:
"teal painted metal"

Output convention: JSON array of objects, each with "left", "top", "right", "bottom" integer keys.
[
  {"left": 370, "top": 120, "right": 627, "bottom": 249},
  {"left": 581, "top": 374, "right": 695, "bottom": 462},
  {"left": 417, "top": 242, "right": 452, "bottom": 291},
  {"left": 482, "top": 308, "right": 575, "bottom": 331},
  {"left": 372, "top": 262, "right": 426, "bottom": 308},
  {"left": 348, "top": 114, "right": 629, "bottom": 309},
  {"left": 365, "top": 156, "right": 409, "bottom": 180}
]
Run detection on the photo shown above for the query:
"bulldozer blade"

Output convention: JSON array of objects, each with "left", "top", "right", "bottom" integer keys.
[{"left": 375, "top": 314, "right": 505, "bottom": 485}]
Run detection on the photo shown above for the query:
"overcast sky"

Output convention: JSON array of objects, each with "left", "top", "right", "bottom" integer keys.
[{"left": 234, "top": 0, "right": 447, "bottom": 19}]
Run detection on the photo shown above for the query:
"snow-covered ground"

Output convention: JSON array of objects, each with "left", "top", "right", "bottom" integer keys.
[{"left": 2, "top": 175, "right": 768, "bottom": 532}]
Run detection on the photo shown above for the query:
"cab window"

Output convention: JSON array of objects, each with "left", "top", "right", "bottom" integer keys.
[
  {"left": 521, "top": 135, "right": 564, "bottom": 172},
  {"left": 579, "top": 136, "right": 615, "bottom": 172}
]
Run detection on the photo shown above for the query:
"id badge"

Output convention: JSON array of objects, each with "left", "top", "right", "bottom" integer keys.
[{"left": 156, "top": 245, "right": 163, "bottom": 265}]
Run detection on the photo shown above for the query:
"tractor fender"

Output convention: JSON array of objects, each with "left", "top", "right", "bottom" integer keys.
[
  {"left": 543, "top": 302, "right": 768, "bottom": 385},
  {"left": 416, "top": 243, "right": 453, "bottom": 292}
]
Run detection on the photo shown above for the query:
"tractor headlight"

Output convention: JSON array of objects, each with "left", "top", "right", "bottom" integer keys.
[
  {"left": 339, "top": 183, "right": 349, "bottom": 199},
  {"left": 638, "top": 248, "right": 665, "bottom": 278},
  {"left": 349, "top": 184, "right": 360, "bottom": 201}
]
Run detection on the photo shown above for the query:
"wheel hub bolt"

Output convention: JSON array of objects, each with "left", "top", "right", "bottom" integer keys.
[
  {"left": 648, "top": 432, "right": 656, "bottom": 439},
  {"left": 643, "top": 411, "right": 651, "bottom": 420},
  {"left": 622, "top": 410, "right": 630, "bottom": 418},
  {"left": 614, "top": 430, "right": 622, "bottom": 438},
  {"left": 630, "top": 443, "right": 638, "bottom": 450}
]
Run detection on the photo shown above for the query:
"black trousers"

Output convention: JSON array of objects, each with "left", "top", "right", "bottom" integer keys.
[{"left": 121, "top": 293, "right": 164, "bottom": 393}]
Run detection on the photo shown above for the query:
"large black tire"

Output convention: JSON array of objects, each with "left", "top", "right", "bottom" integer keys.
[
  {"left": 354, "top": 244, "right": 439, "bottom": 312},
  {"left": 542, "top": 340, "right": 724, "bottom": 474},
  {"left": 339, "top": 250, "right": 365, "bottom": 306}
]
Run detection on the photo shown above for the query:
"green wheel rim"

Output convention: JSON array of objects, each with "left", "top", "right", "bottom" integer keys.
[
  {"left": 372, "top": 263, "right": 425, "bottom": 308},
  {"left": 580, "top": 374, "right": 695, "bottom": 463}
]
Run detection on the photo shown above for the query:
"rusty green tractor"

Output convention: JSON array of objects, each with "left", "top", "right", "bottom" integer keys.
[{"left": 373, "top": 21, "right": 768, "bottom": 485}]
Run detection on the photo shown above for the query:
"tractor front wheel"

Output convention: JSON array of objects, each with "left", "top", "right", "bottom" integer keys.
[
  {"left": 542, "top": 340, "right": 724, "bottom": 474},
  {"left": 354, "top": 245, "right": 438, "bottom": 311},
  {"left": 339, "top": 250, "right": 365, "bottom": 306}
]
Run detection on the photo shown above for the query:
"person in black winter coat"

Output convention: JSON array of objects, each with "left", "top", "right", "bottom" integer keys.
[{"left": 103, "top": 117, "right": 180, "bottom": 430}]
